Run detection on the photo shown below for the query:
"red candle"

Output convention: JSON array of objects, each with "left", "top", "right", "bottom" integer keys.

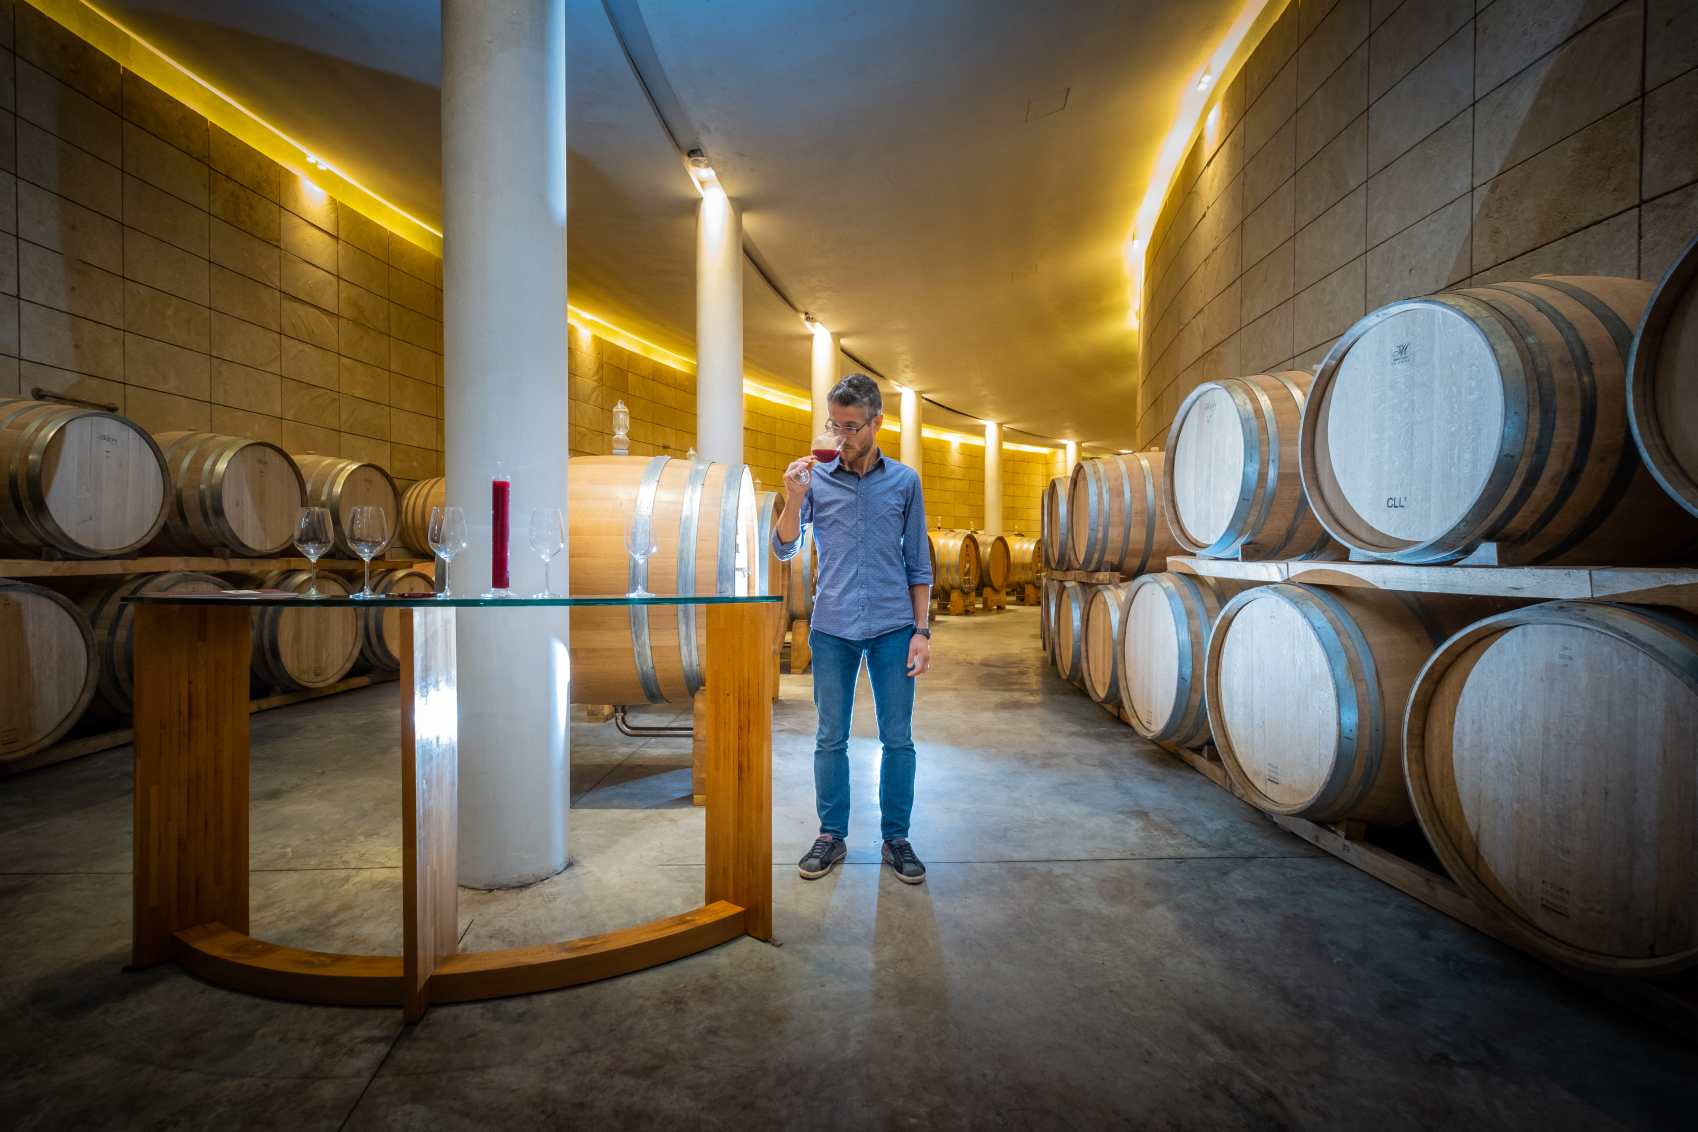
[{"left": 492, "top": 477, "right": 511, "bottom": 589}]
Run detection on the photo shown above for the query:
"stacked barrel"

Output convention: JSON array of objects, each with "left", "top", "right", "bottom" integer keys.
[
  {"left": 1048, "top": 252, "right": 1698, "bottom": 979},
  {"left": 0, "top": 398, "right": 429, "bottom": 768}
]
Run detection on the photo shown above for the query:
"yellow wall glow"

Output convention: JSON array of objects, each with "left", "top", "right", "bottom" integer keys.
[{"left": 1124, "top": 0, "right": 1292, "bottom": 336}]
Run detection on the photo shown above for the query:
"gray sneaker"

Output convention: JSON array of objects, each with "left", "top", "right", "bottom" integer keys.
[
  {"left": 798, "top": 835, "right": 847, "bottom": 879},
  {"left": 881, "top": 839, "right": 926, "bottom": 884}
]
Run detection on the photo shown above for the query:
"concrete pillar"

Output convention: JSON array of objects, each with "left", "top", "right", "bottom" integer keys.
[
  {"left": 442, "top": 0, "right": 570, "bottom": 888},
  {"left": 984, "top": 420, "right": 1002, "bottom": 535},
  {"left": 1065, "top": 440, "right": 1079, "bottom": 471},
  {"left": 809, "top": 325, "right": 836, "bottom": 440},
  {"left": 696, "top": 184, "right": 743, "bottom": 463},
  {"left": 899, "top": 386, "right": 923, "bottom": 475}
]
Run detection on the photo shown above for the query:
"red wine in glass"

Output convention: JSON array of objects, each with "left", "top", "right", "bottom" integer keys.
[{"left": 812, "top": 447, "right": 841, "bottom": 462}]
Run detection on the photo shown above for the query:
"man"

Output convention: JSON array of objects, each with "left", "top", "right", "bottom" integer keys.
[{"left": 772, "top": 373, "right": 932, "bottom": 884}]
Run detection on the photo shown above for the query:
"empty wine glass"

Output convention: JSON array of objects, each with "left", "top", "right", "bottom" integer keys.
[
  {"left": 428, "top": 505, "right": 468, "bottom": 598},
  {"left": 348, "top": 506, "right": 388, "bottom": 598},
  {"left": 530, "top": 507, "right": 565, "bottom": 597},
  {"left": 798, "top": 430, "right": 842, "bottom": 484},
  {"left": 625, "top": 511, "right": 660, "bottom": 598},
  {"left": 294, "top": 507, "right": 333, "bottom": 598}
]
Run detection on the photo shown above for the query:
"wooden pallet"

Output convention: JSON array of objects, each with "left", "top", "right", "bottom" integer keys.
[
  {"left": 0, "top": 670, "right": 401, "bottom": 778},
  {"left": 935, "top": 589, "right": 974, "bottom": 616},
  {"left": 1167, "top": 556, "right": 1698, "bottom": 610},
  {"left": 1086, "top": 699, "right": 1697, "bottom": 1039},
  {"left": 0, "top": 556, "right": 430, "bottom": 578},
  {"left": 1046, "top": 569, "right": 1123, "bottom": 585}
]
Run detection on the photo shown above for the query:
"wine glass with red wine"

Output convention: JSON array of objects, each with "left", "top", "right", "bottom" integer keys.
[{"left": 799, "top": 430, "right": 842, "bottom": 484}]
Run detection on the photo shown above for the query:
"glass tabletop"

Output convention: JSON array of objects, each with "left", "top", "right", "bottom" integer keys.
[{"left": 121, "top": 593, "right": 784, "bottom": 608}]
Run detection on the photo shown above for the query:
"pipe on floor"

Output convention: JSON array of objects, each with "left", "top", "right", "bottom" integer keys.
[{"left": 613, "top": 705, "right": 693, "bottom": 737}]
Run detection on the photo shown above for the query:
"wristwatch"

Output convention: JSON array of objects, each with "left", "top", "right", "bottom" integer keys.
[{"left": 913, "top": 627, "right": 931, "bottom": 638}]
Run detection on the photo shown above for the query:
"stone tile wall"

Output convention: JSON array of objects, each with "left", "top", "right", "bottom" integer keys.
[
  {"left": 1138, "top": 0, "right": 1698, "bottom": 449},
  {"left": 0, "top": 4, "right": 446, "bottom": 481}
]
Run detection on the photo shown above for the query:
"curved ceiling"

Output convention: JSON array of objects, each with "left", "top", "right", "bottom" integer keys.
[{"left": 90, "top": 0, "right": 1246, "bottom": 449}]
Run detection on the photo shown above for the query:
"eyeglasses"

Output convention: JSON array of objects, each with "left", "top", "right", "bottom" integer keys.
[{"left": 827, "top": 420, "right": 871, "bottom": 436}]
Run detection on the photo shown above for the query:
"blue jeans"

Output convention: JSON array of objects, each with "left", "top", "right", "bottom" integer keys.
[{"left": 811, "top": 624, "right": 917, "bottom": 842}]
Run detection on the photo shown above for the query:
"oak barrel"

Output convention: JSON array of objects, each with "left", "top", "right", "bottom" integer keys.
[
  {"left": 757, "top": 491, "right": 790, "bottom": 656},
  {"left": 398, "top": 476, "right": 446, "bottom": 556},
  {"left": 931, "top": 530, "right": 980, "bottom": 593},
  {"left": 247, "top": 569, "right": 360, "bottom": 691},
  {"left": 146, "top": 431, "right": 306, "bottom": 557},
  {"left": 353, "top": 567, "right": 436, "bottom": 670},
  {"left": 1405, "top": 600, "right": 1698, "bottom": 976},
  {"left": 1040, "top": 576, "right": 1057, "bottom": 657},
  {"left": 1007, "top": 534, "right": 1043, "bottom": 587},
  {"left": 1206, "top": 584, "right": 1522, "bottom": 826},
  {"left": 971, "top": 531, "right": 1011, "bottom": 591},
  {"left": 1628, "top": 232, "right": 1698, "bottom": 518},
  {"left": 1165, "top": 373, "right": 1340, "bottom": 560},
  {"left": 1042, "top": 477, "right": 1072, "bottom": 570},
  {"left": 0, "top": 398, "right": 169, "bottom": 558},
  {"left": 1052, "top": 579, "right": 1088, "bottom": 687},
  {"left": 294, "top": 455, "right": 399, "bottom": 558},
  {"left": 1117, "top": 571, "right": 1254, "bottom": 747},
  {"left": 785, "top": 525, "right": 816, "bottom": 624},
  {"left": 1081, "top": 580, "right": 1132, "bottom": 705},
  {"left": 75, "top": 571, "right": 231, "bottom": 718},
  {"left": 1067, "top": 452, "right": 1182, "bottom": 577},
  {"left": 568, "top": 455, "right": 759, "bottom": 705},
  {"left": 0, "top": 580, "right": 97, "bottom": 761},
  {"left": 1301, "top": 276, "right": 1698, "bottom": 565}
]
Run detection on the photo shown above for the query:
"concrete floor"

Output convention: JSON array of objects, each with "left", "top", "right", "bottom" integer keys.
[{"left": 1, "top": 605, "right": 1692, "bottom": 1130}]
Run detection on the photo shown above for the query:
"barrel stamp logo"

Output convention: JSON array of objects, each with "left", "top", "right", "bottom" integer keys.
[
  {"left": 98, "top": 433, "right": 123, "bottom": 444},
  {"left": 1390, "top": 342, "right": 1411, "bottom": 366},
  {"left": 1539, "top": 878, "right": 1571, "bottom": 918},
  {"left": 1264, "top": 762, "right": 1280, "bottom": 786},
  {"left": 1385, "top": 497, "right": 1408, "bottom": 509}
]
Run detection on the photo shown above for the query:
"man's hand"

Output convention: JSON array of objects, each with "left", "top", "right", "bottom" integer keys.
[
  {"left": 907, "top": 632, "right": 931, "bottom": 676},
  {"left": 783, "top": 455, "right": 817, "bottom": 497}
]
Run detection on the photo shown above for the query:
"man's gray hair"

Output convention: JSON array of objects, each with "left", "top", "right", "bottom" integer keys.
[{"left": 828, "top": 373, "right": 882, "bottom": 417}]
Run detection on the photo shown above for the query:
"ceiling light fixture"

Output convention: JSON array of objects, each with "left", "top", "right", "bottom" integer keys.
[
  {"left": 1196, "top": 69, "right": 1212, "bottom": 91},
  {"left": 685, "top": 148, "right": 722, "bottom": 195},
  {"left": 803, "top": 313, "right": 830, "bottom": 337}
]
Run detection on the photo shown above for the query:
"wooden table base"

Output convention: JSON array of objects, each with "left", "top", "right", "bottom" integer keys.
[{"left": 132, "top": 601, "right": 780, "bottom": 1021}]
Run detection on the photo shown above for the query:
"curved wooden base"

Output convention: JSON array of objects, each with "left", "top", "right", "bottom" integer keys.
[
  {"left": 134, "top": 601, "right": 779, "bottom": 1020},
  {"left": 173, "top": 902, "right": 747, "bottom": 1008}
]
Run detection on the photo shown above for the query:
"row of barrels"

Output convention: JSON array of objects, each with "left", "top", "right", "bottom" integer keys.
[
  {"left": 1044, "top": 243, "right": 1698, "bottom": 571},
  {"left": 0, "top": 565, "right": 435, "bottom": 760},
  {"left": 924, "top": 530, "right": 1044, "bottom": 595},
  {"left": 1043, "top": 571, "right": 1698, "bottom": 977},
  {"left": 0, "top": 398, "right": 408, "bottom": 560}
]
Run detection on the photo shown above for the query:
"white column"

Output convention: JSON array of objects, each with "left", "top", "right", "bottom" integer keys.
[
  {"left": 810, "top": 326, "right": 837, "bottom": 439},
  {"left": 442, "top": 0, "right": 570, "bottom": 888},
  {"left": 696, "top": 185, "right": 743, "bottom": 463},
  {"left": 899, "top": 386, "right": 923, "bottom": 475},
  {"left": 983, "top": 420, "right": 1002, "bottom": 535},
  {"left": 1064, "top": 440, "right": 1079, "bottom": 471}
]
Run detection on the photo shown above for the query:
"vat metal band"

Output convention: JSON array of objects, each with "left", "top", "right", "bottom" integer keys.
[
  {"left": 629, "top": 455, "right": 669, "bottom": 703},
  {"left": 716, "top": 464, "right": 745, "bottom": 594},
  {"left": 676, "top": 459, "right": 710, "bottom": 697},
  {"left": 1132, "top": 453, "right": 1156, "bottom": 575}
]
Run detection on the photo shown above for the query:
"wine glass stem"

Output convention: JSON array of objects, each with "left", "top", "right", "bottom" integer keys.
[
  {"left": 543, "top": 557, "right": 551, "bottom": 597},
  {"left": 363, "top": 556, "right": 371, "bottom": 595},
  {"left": 308, "top": 558, "right": 317, "bottom": 596}
]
